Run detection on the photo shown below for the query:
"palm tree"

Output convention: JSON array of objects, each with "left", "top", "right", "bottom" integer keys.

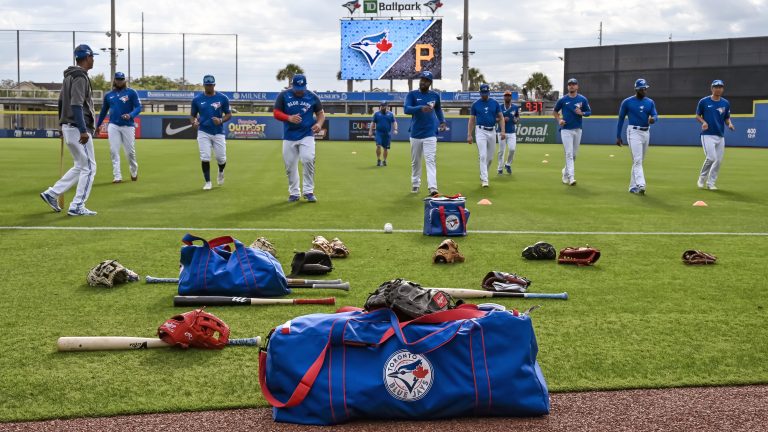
[
  {"left": 466, "top": 67, "right": 486, "bottom": 91},
  {"left": 523, "top": 72, "right": 553, "bottom": 96},
  {"left": 276, "top": 64, "right": 305, "bottom": 88}
]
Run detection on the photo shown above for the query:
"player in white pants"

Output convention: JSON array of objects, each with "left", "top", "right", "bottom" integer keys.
[
  {"left": 410, "top": 136, "right": 438, "bottom": 192},
  {"left": 107, "top": 123, "right": 138, "bottom": 181},
  {"left": 283, "top": 135, "right": 316, "bottom": 198},
  {"left": 96, "top": 72, "right": 142, "bottom": 183},
  {"left": 497, "top": 91, "right": 520, "bottom": 175},
  {"left": 696, "top": 80, "right": 735, "bottom": 190},
  {"left": 190, "top": 75, "right": 231, "bottom": 190},
  {"left": 45, "top": 125, "right": 97, "bottom": 214},
  {"left": 616, "top": 79, "right": 658, "bottom": 194},
  {"left": 553, "top": 78, "right": 591, "bottom": 185},
  {"left": 467, "top": 84, "right": 505, "bottom": 187},
  {"left": 404, "top": 71, "right": 446, "bottom": 196}
]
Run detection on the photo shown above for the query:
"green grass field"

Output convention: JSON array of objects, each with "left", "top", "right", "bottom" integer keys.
[{"left": 1, "top": 138, "right": 767, "bottom": 422}]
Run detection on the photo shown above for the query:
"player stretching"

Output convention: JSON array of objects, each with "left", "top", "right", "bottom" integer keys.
[
  {"left": 467, "top": 83, "right": 504, "bottom": 187},
  {"left": 368, "top": 101, "right": 398, "bottom": 166},
  {"left": 616, "top": 78, "right": 658, "bottom": 195},
  {"left": 96, "top": 72, "right": 142, "bottom": 183},
  {"left": 273, "top": 74, "right": 326, "bottom": 202},
  {"left": 404, "top": 71, "right": 446, "bottom": 196},
  {"left": 696, "top": 79, "right": 735, "bottom": 191},
  {"left": 497, "top": 90, "right": 520, "bottom": 175},
  {"left": 190, "top": 75, "right": 231, "bottom": 190},
  {"left": 553, "top": 78, "right": 591, "bottom": 186}
]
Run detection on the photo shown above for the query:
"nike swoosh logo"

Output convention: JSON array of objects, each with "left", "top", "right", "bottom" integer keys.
[{"left": 165, "top": 124, "right": 193, "bottom": 135}]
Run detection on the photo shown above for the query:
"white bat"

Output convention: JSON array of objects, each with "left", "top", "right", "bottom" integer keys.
[
  {"left": 427, "top": 288, "right": 568, "bottom": 300},
  {"left": 56, "top": 336, "right": 261, "bottom": 352}
]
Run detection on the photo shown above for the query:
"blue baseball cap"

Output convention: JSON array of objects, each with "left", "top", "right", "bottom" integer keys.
[
  {"left": 203, "top": 75, "right": 216, "bottom": 85},
  {"left": 479, "top": 83, "right": 490, "bottom": 93},
  {"left": 419, "top": 71, "right": 434, "bottom": 81},
  {"left": 567, "top": 78, "right": 578, "bottom": 85},
  {"left": 634, "top": 78, "right": 649, "bottom": 90},
  {"left": 292, "top": 74, "right": 307, "bottom": 91},
  {"left": 114, "top": 72, "right": 125, "bottom": 80},
  {"left": 73, "top": 44, "right": 97, "bottom": 60},
  {"left": 380, "top": 100, "right": 389, "bottom": 106},
  {"left": 711, "top": 79, "right": 724, "bottom": 87}
]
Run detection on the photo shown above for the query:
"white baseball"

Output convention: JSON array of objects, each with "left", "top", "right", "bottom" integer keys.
[{"left": 384, "top": 223, "right": 393, "bottom": 233}]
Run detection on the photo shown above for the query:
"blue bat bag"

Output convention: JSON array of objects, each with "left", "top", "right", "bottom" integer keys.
[{"left": 423, "top": 195, "right": 470, "bottom": 236}]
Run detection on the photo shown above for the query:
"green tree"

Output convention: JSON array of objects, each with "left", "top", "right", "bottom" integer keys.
[
  {"left": 0, "top": 79, "right": 16, "bottom": 89},
  {"left": 523, "top": 72, "right": 553, "bottom": 97},
  {"left": 89, "top": 73, "right": 112, "bottom": 92},
  {"left": 276, "top": 64, "right": 305, "bottom": 88},
  {"left": 489, "top": 81, "right": 519, "bottom": 92},
  {"left": 466, "top": 67, "right": 486, "bottom": 91},
  {"left": 131, "top": 75, "right": 180, "bottom": 90}
]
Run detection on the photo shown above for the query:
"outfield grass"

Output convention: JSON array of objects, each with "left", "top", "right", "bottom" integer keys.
[{"left": 0, "top": 138, "right": 766, "bottom": 422}]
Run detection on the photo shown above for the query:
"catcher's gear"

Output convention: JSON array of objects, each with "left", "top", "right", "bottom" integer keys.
[
  {"left": 364, "top": 278, "right": 460, "bottom": 320},
  {"left": 86, "top": 260, "right": 139, "bottom": 288},
  {"left": 433, "top": 239, "right": 465, "bottom": 264},
  {"left": 522, "top": 241, "right": 556, "bottom": 260},
  {"left": 558, "top": 247, "right": 601, "bottom": 266},
  {"left": 290, "top": 250, "right": 333, "bottom": 275},
  {"left": 481, "top": 271, "right": 531, "bottom": 293},
  {"left": 682, "top": 250, "right": 717, "bottom": 265},
  {"left": 249, "top": 237, "right": 277, "bottom": 257},
  {"left": 157, "top": 309, "right": 230, "bottom": 349}
]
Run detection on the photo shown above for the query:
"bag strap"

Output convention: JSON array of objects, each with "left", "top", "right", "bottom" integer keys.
[
  {"left": 182, "top": 233, "right": 209, "bottom": 247},
  {"left": 439, "top": 206, "right": 448, "bottom": 236},
  {"left": 378, "top": 305, "right": 485, "bottom": 346},
  {"left": 258, "top": 344, "right": 328, "bottom": 408},
  {"left": 458, "top": 205, "right": 468, "bottom": 230},
  {"left": 208, "top": 235, "right": 237, "bottom": 248}
]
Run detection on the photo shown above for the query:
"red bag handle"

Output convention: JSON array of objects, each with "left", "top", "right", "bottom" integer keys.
[
  {"left": 439, "top": 206, "right": 448, "bottom": 236},
  {"left": 378, "top": 304, "right": 485, "bottom": 345},
  {"left": 258, "top": 345, "right": 328, "bottom": 408}
]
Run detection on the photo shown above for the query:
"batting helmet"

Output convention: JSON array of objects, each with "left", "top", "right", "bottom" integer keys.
[{"left": 634, "top": 78, "right": 649, "bottom": 90}]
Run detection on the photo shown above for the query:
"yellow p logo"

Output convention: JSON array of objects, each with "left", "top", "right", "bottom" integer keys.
[{"left": 415, "top": 44, "right": 434, "bottom": 72}]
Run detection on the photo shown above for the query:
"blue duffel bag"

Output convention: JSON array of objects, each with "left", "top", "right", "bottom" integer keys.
[
  {"left": 259, "top": 305, "right": 550, "bottom": 425},
  {"left": 423, "top": 194, "right": 470, "bottom": 236}
]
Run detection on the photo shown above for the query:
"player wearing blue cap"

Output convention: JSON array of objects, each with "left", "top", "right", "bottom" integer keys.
[
  {"left": 273, "top": 74, "right": 326, "bottom": 202},
  {"left": 40, "top": 44, "right": 99, "bottom": 216},
  {"left": 467, "top": 83, "right": 505, "bottom": 187},
  {"left": 616, "top": 78, "right": 658, "bottom": 195},
  {"left": 404, "top": 70, "right": 446, "bottom": 196},
  {"left": 368, "top": 101, "right": 398, "bottom": 166},
  {"left": 96, "top": 72, "right": 142, "bottom": 183},
  {"left": 190, "top": 75, "right": 231, "bottom": 190},
  {"left": 497, "top": 90, "right": 520, "bottom": 175},
  {"left": 696, "top": 79, "right": 735, "bottom": 190},
  {"left": 553, "top": 78, "right": 591, "bottom": 186}
]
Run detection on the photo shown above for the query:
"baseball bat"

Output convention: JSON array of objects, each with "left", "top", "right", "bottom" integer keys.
[
  {"left": 145, "top": 276, "right": 349, "bottom": 290},
  {"left": 173, "top": 296, "right": 336, "bottom": 307},
  {"left": 57, "top": 134, "right": 65, "bottom": 209},
  {"left": 56, "top": 336, "right": 261, "bottom": 352},
  {"left": 427, "top": 288, "right": 569, "bottom": 300}
]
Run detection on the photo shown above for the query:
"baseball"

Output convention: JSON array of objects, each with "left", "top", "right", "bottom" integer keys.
[{"left": 384, "top": 223, "right": 393, "bottom": 233}]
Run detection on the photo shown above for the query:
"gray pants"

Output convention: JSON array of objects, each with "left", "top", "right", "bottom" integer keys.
[
  {"left": 283, "top": 135, "right": 316, "bottom": 196},
  {"left": 561, "top": 128, "right": 582, "bottom": 182},
  {"left": 699, "top": 135, "right": 725, "bottom": 187}
]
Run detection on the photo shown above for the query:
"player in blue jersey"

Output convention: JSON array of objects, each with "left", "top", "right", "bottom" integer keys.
[
  {"left": 467, "top": 84, "right": 505, "bottom": 187},
  {"left": 190, "top": 75, "right": 231, "bottom": 190},
  {"left": 696, "top": 80, "right": 735, "bottom": 190},
  {"left": 96, "top": 72, "right": 142, "bottom": 183},
  {"left": 368, "top": 101, "right": 398, "bottom": 167},
  {"left": 273, "top": 74, "right": 326, "bottom": 202},
  {"left": 496, "top": 90, "right": 519, "bottom": 175},
  {"left": 616, "top": 78, "right": 658, "bottom": 195},
  {"left": 403, "top": 70, "right": 446, "bottom": 196},
  {"left": 553, "top": 78, "right": 591, "bottom": 186}
]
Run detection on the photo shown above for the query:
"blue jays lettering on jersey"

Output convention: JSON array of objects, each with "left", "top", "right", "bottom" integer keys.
[
  {"left": 96, "top": 88, "right": 142, "bottom": 127},
  {"left": 616, "top": 96, "right": 659, "bottom": 138},
  {"left": 274, "top": 90, "right": 323, "bottom": 141},
  {"left": 500, "top": 102, "right": 520, "bottom": 133},
  {"left": 470, "top": 98, "right": 501, "bottom": 127},
  {"left": 696, "top": 96, "right": 731, "bottom": 136},
  {"left": 554, "top": 94, "right": 591, "bottom": 129},
  {"left": 373, "top": 111, "right": 395, "bottom": 134},
  {"left": 191, "top": 92, "right": 231, "bottom": 135},
  {"left": 403, "top": 89, "right": 445, "bottom": 139}
]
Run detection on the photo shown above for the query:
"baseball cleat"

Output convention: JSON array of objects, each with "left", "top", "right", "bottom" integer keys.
[
  {"left": 382, "top": 160, "right": 387, "bottom": 166},
  {"left": 40, "top": 192, "right": 61, "bottom": 212},
  {"left": 561, "top": 168, "right": 568, "bottom": 184},
  {"left": 203, "top": 181, "right": 212, "bottom": 190},
  {"left": 67, "top": 207, "right": 97, "bottom": 216},
  {"left": 629, "top": 187, "right": 639, "bottom": 194},
  {"left": 112, "top": 178, "right": 122, "bottom": 183},
  {"left": 638, "top": 187, "right": 646, "bottom": 195},
  {"left": 288, "top": 195, "right": 300, "bottom": 202},
  {"left": 303, "top": 193, "right": 317, "bottom": 202},
  {"left": 411, "top": 186, "right": 420, "bottom": 194},
  {"left": 428, "top": 188, "right": 439, "bottom": 197},
  {"left": 505, "top": 164, "right": 512, "bottom": 174},
  {"left": 131, "top": 175, "right": 138, "bottom": 181},
  {"left": 497, "top": 169, "right": 503, "bottom": 175},
  {"left": 569, "top": 178, "right": 577, "bottom": 186},
  {"left": 377, "top": 160, "right": 381, "bottom": 167},
  {"left": 697, "top": 177, "right": 706, "bottom": 188},
  {"left": 481, "top": 182, "right": 489, "bottom": 188},
  {"left": 707, "top": 184, "right": 718, "bottom": 190},
  {"left": 217, "top": 172, "right": 225, "bottom": 186}
]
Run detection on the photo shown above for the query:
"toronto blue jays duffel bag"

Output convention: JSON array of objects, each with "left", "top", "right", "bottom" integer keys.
[{"left": 423, "top": 194, "right": 470, "bottom": 236}]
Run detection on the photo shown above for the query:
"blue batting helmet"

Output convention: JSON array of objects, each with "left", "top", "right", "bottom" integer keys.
[{"left": 634, "top": 78, "right": 649, "bottom": 90}]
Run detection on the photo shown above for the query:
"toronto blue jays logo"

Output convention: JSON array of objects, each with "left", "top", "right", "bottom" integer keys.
[
  {"left": 342, "top": 0, "right": 361, "bottom": 13},
  {"left": 384, "top": 350, "right": 434, "bottom": 401},
  {"left": 211, "top": 101, "right": 222, "bottom": 110},
  {"left": 717, "top": 107, "right": 726, "bottom": 115},
  {"left": 350, "top": 30, "right": 393, "bottom": 68},
  {"left": 119, "top": 95, "right": 130, "bottom": 103},
  {"left": 423, "top": 0, "right": 444, "bottom": 13}
]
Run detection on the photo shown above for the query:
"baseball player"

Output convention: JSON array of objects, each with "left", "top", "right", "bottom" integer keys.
[
  {"left": 95, "top": 72, "right": 142, "bottom": 183},
  {"left": 403, "top": 70, "right": 446, "bottom": 196},
  {"left": 497, "top": 90, "right": 520, "bottom": 175},
  {"left": 616, "top": 78, "right": 658, "bottom": 195},
  {"left": 696, "top": 79, "right": 735, "bottom": 190},
  {"left": 553, "top": 78, "right": 591, "bottom": 185},
  {"left": 39, "top": 44, "right": 98, "bottom": 216},
  {"left": 467, "top": 84, "right": 505, "bottom": 187},
  {"left": 273, "top": 74, "right": 325, "bottom": 202},
  {"left": 190, "top": 75, "right": 231, "bottom": 190},
  {"left": 368, "top": 101, "right": 398, "bottom": 166}
]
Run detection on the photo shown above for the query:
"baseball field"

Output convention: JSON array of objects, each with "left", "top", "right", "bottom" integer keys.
[{"left": 0, "top": 137, "right": 766, "bottom": 422}]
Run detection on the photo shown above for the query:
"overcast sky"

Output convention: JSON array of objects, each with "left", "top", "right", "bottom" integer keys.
[{"left": 1, "top": 0, "right": 766, "bottom": 92}]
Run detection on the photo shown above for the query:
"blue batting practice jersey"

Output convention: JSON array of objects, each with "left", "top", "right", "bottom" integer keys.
[
  {"left": 470, "top": 98, "right": 501, "bottom": 127},
  {"left": 404, "top": 89, "right": 445, "bottom": 139},
  {"left": 191, "top": 92, "right": 231, "bottom": 135},
  {"left": 696, "top": 96, "right": 731, "bottom": 137},
  {"left": 500, "top": 102, "right": 520, "bottom": 133},
  {"left": 96, "top": 88, "right": 142, "bottom": 128},
  {"left": 616, "top": 96, "right": 659, "bottom": 138},
  {"left": 554, "top": 94, "right": 591, "bottom": 129},
  {"left": 274, "top": 90, "right": 324, "bottom": 141},
  {"left": 373, "top": 110, "right": 395, "bottom": 134}
]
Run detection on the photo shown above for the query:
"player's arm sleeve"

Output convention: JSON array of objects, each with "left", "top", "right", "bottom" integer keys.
[
  {"left": 71, "top": 105, "right": 87, "bottom": 133},
  {"left": 435, "top": 97, "right": 445, "bottom": 123},
  {"left": 129, "top": 91, "right": 142, "bottom": 118},
  {"left": 403, "top": 92, "right": 420, "bottom": 114},
  {"left": 616, "top": 100, "right": 627, "bottom": 138},
  {"left": 581, "top": 98, "right": 592, "bottom": 117},
  {"left": 272, "top": 92, "right": 290, "bottom": 121},
  {"left": 96, "top": 94, "right": 109, "bottom": 129}
]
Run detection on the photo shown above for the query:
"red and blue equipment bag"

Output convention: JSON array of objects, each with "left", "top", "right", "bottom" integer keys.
[
  {"left": 259, "top": 305, "right": 550, "bottom": 425},
  {"left": 423, "top": 195, "right": 470, "bottom": 236},
  {"left": 178, "top": 233, "right": 290, "bottom": 297}
]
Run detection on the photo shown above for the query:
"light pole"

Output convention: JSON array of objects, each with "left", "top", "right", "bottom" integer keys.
[
  {"left": 109, "top": 0, "right": 117, "bottom": 79},
  {"left": 460, "top": 0, "right": 469, "bottom": 91}
]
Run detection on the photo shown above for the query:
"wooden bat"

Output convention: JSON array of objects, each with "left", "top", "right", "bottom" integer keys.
[
  {"left": 145, "top": 276, "right": 349, "bottom": 291},
  {"left": 173, "top": 296, "right": 336, "bottom": 307},
  {"left": 57, "top": 134, "right": 65, "bottom": 209},
  {"left": 427, "top": 288, "right": 569, "bottom": 300},
  {"left": 57, "top": 336, "right": 261, "bottom": 352}
]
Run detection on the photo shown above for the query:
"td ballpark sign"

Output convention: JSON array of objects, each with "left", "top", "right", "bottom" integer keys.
[{"left": 343, "top": 0, "right": 443, "bottom": 15}]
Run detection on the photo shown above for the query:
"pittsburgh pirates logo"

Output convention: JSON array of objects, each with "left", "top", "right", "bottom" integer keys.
[{"left": 384, "top": 350, "right": 434, "bottom": 402}]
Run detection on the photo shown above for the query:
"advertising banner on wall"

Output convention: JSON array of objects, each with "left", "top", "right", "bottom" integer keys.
[
  {"left": 96, "top": 117, "right": 142, "bottom": 139},
  {"left": 161, "top": 118, "right": 196, "bottom": 139}
]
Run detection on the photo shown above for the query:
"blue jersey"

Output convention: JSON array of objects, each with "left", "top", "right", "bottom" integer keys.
[
  {"left": 372, "top": 110, "right": 395, "bottom": 134},
  {"left": 274, "top": 90, "right": 324, "bottom": 141},
  {"left": 403, "top": 89, "right": 445, "bottom": 139},
  {"left": 191, "top": 92, "right": 231, "bottom": 135},
  {"left": 96, "top": 87, "right": 142, "bottom": 128},
  {"left": 500, "top": 102, "right": 520, "bottom": 133},
  {"left": 696, "top": 96, "right": 731, "bottom": 137},
  {"left": 554, "top": 94, "right": 591, "bottom": 129},
  {"left": 470, "top": 98, "right": 501, "bottom": 127},
  {"left": 616, "top": 96, "right": 658, "bottom": 138}
]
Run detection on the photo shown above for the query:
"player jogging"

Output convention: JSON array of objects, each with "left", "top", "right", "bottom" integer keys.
[
  {"left": 96, "top": 72, "right": 142, "bottom": 183},
  {"left": 273, "top": 74, "right": 326, "bottom": 202},
  {"left": 616, "top": 78, "right": 658, "bottom": 195},
  {"left": 190, "top": 75, "right": 231, "bottom": 190},
  {"left": 404, "top": 70, "right": 446, "bottom": 196},
  {"left": 467, "top": 83, "right": 505, "bottom": 187},
  {"left": 696, "top": 79, "right": 735, "bottom": 190},
  {"left": 497, "top": 90, "right": 520, "bottom": 175},
  {"left": 368, "top": 101, "right": 398, "bottom": 166},
  {"left": 553, "top": 78, "right": 591, "bottom": 186}
]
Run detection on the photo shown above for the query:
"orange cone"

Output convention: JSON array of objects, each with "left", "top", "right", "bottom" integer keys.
[
  {"left": 477, "top": 199, "right": 492, "bottom": 205},
  {"left": 693, "top": 201, "right": 708, "bottom": 207}
]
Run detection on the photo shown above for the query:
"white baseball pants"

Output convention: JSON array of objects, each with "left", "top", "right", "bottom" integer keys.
[
  {"left": 699, "top": 135, "right": 725, "bottom": 187},
  {"left": 107, "top": 123, "right": 137, "bottom": 180},
  {"left": 561, "top": 128, "right": 582, "bottom": 181},
  {"left": 410, "top": 136, "right": 438, "bottom": 191},
  {"left": 475, "top": 127, "right": 496, "bottom": 183},
  {"left": 48, "top": 124, "right": 96, "bottom": 211},
  {"left": 497, "top": 132, "right": 517, "bottom": 171},
  {"left": 627, "top": 127, "right": 650, "bottom": 190},
  {"left": 283, "top": 135, "right": 316, "bottom": 196},
  {"left": 197, "top": 131, "right": 227, "bottom": 164}
]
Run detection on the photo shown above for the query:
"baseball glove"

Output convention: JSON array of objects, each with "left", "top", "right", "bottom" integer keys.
[
  {"left": 290, "top": 250, "right": 333, "bottom": 275},
  {"left": 481, "top": 271, "right": 531, "bottom": 293},
  {"left": 433, "top": 239, "right": 465, "bottom": 264},
  {"left": 157, "top": 309, "right": 230, "bottom": 349},
  {"left": 682, "top": 250, "right": 717, "bottom": 265},
  {"left": 86, "top": 260, "right": 139, "bottom": 288},
  {"left": 522, "top": 241, "right": 556, "bottom": 260},
  {"left": 558, "top": 247, "right": 601, "bottom": 266},
  {"left": 312, "top": 235, "right": 334, "bottom": 256},
  {"left": 249, "top": 237, "right": 277, "bottom": 257},
  {"left": 329, "top": 237, "right": 350, "bottom": 258},
  {"left": 364, "top": 278, "right": 459, "bottom": 321}
]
